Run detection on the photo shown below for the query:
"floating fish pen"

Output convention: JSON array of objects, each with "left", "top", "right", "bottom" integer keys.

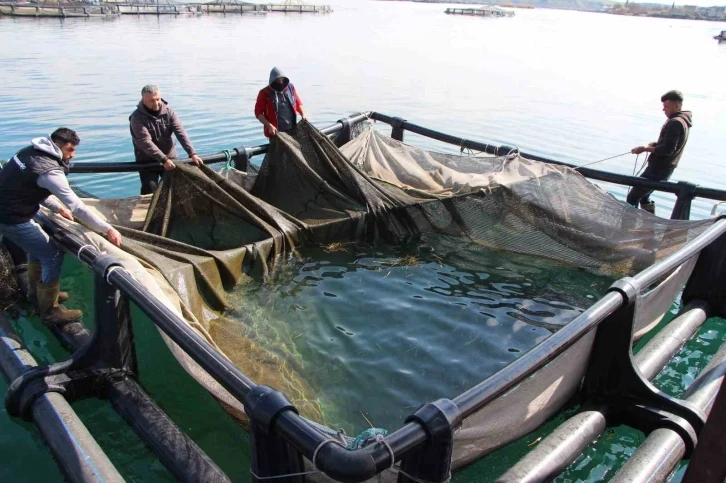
[
  {"left": 199, "top": 0, "right": 265, "bottom": 14},
  {"left": 115, "top": 1, "right": 199, "bottom": 15},
  {"left": 2, "top": 112, "right": 726, "bottom": 482},
  {"left": 266, "top": 1, "right": 331, "bottom": 13},
  {"left": 0, "top": 2, "right": 119, "bottom": 17},
  {"left": 445, "top": 5, "right": 515, "bottom": 17},
  {"left": 0, "top": 0, "right": 330, "bottom": 16}
]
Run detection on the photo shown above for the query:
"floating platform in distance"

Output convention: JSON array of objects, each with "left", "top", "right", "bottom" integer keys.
[
  {"left": 266, "top": 2, "right": 330, "bottom": 12},
  {"left": 115, "top": 2, "right": 198, "bottom": 14},
  {"left": 0, "top": 1, "right": 331, "bottom": 16},
  {"left": 445, "top": 5, "right": 515, "bottom": 17},
  {"left": 199, "top": 1, "right": 265, "bottom": 14},
  {"left": 0, "top": 2, "right": 120, "bottom": 17}
]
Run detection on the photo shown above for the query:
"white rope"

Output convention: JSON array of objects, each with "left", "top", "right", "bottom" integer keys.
[
  {"left": 374, "top": 433, "right": 451, "bottom": 483},
  {"left": 248, "top": 438, "right": 345, "bottom": 481},
  {"left": 249, "top": 469, "right": 320, "bottom": 480},
  {"left": 574, "top": 151, "right": 631, "bottom": 171},
  {"left": 375, "top": 433, "right": 395, "bottom": 469},
  {"left": 312, "top": 438, "right": 344, "bottom": 467}
]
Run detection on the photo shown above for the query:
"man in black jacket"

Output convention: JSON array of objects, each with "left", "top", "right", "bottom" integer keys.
[
  {"left": 129, "top": 84, "right": 203, "bottom": 195},
  {"left": 627, "top": 90, "right": 692, "bottom": 215},
  {"left": 0, "top": 128, "right": 122, "bottom": 324}
]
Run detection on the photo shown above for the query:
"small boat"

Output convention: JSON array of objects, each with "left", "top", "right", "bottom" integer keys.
[{"left": 714, "top": 30, "right": 726, "bottom": 41}]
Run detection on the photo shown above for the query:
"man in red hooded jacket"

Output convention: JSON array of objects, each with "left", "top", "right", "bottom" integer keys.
[{"left": 255, "top": 67, "right": 307, "bottom": 138}]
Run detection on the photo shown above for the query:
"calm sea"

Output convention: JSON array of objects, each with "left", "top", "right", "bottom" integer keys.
[{"left": 1, "top": 3, "right": 726, "bottom": 482}]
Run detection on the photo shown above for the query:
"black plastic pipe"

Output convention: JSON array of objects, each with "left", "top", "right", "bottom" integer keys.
[
  {"left": 34, "top": 140, "right": 726, "bottom": 482},
  {"left": 453, "top": 292, "right": 623, "bottom": 418},
  {"left": 39, "top": 214, "right": 726, "bottom": 482},
  {"left": 42, "top": 216, "right": 258, "bottom": 400},
  {"left": 106, "top": 268, "right": 256, "bottom": 399},
  {"left": 41, "top": 311, "right": 232, "bottom": 483},
  {"left": 67, "top": 112, "right": 371, "bottom": 174},
  {"left": 107, "top": 379, "right": 231, "bottom": 483},
  {"left": 0, "top": 315, "right": 124, "bottom": 483},
  {"left": 632, "top": 218, "right": 726, "bottom": 288}
]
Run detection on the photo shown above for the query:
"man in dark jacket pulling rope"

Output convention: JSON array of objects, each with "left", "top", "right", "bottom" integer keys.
[
  {"left": 628, "top": 90, "right": 692, "bottom": 215},
  {"left": 129, "top": 84, "right": 204, "bottom": 195},
  {"left": 0, "top": 128, "right": 122, "bottom": 324}
]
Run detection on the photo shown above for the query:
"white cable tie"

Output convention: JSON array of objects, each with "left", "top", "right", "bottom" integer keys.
[
  {"left": 105, "top": 265, "right": 123, "bottom": 284},
  {"left": 76, "top": 244, "right": 95, "bottom": 260}
]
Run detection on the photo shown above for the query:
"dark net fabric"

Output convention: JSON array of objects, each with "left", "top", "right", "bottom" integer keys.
[
  {"left": 0, "top": 242, "right": 20, "bottom": 311},
  {"left": 76, "top": 119, "right": 712, "bottom": 479}
]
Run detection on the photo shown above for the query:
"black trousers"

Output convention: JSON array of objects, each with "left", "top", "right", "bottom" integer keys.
[
  {"left": 137, "top": 160, "right": 163, "bottom": 195},
  {"left": 626, "top": 164, "right": 674, "bottom": 208}
]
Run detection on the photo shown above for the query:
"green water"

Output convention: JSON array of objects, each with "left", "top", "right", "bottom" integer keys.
[
  {"left": 2, "top": 255, "right": 725, "bottom": 482},
  {"left": 221, "top": 234, "right": 611, "bottom": 434}
]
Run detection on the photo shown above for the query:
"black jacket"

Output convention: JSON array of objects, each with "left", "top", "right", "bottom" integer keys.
[
  {"left": 0, "top": 137, "right": 67, "bottom": 224},
  {"left": 647, "top": 111, "right": 692, "bottom": 171}
]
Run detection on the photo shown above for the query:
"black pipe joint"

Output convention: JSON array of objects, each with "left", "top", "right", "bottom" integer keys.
[
  {"left": 244, "top": 385, "right": 299, "bottom": 433},
  {"left": 6, "top": 373, "right": 68, "bottom": 420},
  {"left": 677, "top": 180, "right": 698, "bottom": 199},
  {"left": 497, "top": 145, "right": 519, "bottom": 157},
  {"left": 584, "top": 275, "right": 706, "bottom": 452},
  {"left": 399, "top": 399, "right": 461, "bottom": 483},
  {"left": 391, "top": 117, "right": 406, "bottom": 142},
  {"left": 234, "top": 146, "right": 252, "bottom": 172},
  {"left": 671, "top": 181, "right": 699, "bottom": 220},
  {"left": 91, "top": 254, "right": 123, "bottom": 282},
  {"left": 336, "top": 117, "right": 352, "bottom": 146}
]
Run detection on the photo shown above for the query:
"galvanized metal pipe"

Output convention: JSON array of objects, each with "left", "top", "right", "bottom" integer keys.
[
  {"left": 497, "top": 300, "right": 710, "bottom": 483},
  {"left": 633, "top": 300, "right": 710, "bottom": 379},
  {"left": 0, "top": 315, "right": 123, "bottom": 483},
  {"left": 611, "top": 338, "right": 726, "bottom": 483}
]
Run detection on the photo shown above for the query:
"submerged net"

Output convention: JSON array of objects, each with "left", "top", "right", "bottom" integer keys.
[{"left": 74, "top": 119, "right": 711, "bottom": 477}]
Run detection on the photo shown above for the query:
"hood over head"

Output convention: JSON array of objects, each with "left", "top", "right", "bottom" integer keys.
[{"left": 269, "top": 67, "right": 290, "bottom": 91}]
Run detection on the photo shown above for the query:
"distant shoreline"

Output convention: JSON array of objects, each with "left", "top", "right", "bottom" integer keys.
[
  {"left": 608, "top": 11, "right": 726, "bottom": 22},
  {"left": 376, "top": 0, "right": 534, "bottom": 5},
  {"left": 376, "top": 0, "right": 726, "bottom": 21},
  {"left": 374, "top": 0, "right": 602, "bottom": 12}
]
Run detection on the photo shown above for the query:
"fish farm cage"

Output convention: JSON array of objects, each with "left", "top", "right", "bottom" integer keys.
[{"left": 1, "top": 111, "right": 726, "bottom": 483}]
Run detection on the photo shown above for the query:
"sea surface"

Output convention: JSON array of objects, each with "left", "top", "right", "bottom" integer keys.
[
  {"left": 1, "top": 2, "right": 726, "bottom": 482},
  {"left": 217, "top": 234, "right": 613, "bottom": 435}
]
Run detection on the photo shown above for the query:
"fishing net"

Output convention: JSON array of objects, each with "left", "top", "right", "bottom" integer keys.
[
  {"left": 0, "top": 241, "right": 21, "bottom": 311},
  {"left": 48, "top": 119, "right": 712, "bottom": 479}
]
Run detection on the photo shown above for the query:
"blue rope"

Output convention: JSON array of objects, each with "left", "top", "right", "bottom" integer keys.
[
  {"left": 223, "top": 150, "right": 233, "bottom": 170},
  {"left": 348, "top": 427, "right": 389, "bottom": 450}
]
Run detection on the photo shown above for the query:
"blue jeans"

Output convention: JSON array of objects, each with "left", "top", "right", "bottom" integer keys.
[{"left": 0, "top": 220, "right": 64, "bottom": 283}]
